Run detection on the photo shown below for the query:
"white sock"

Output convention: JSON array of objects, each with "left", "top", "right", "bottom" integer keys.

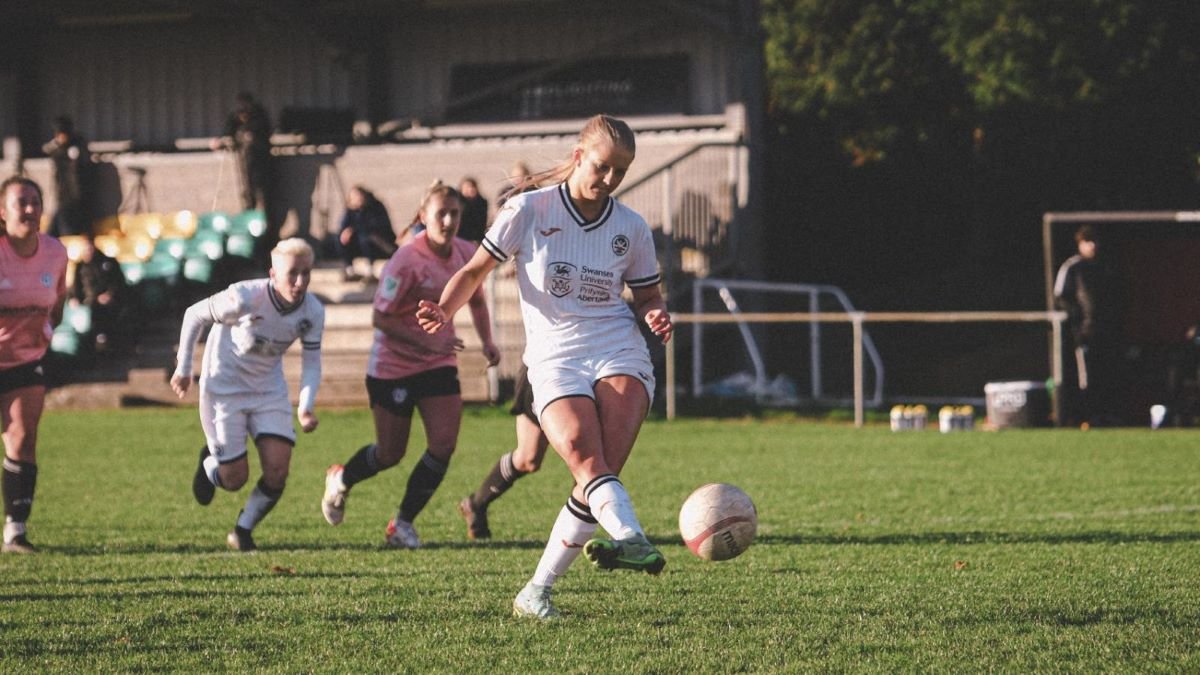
[
  {"left": 584, "top": 475, "right": 642, "bottom": 541},
  {"left": 530, "top": 497, "right": 597, "bottom": 587},
  {"left": 203, "top": 455, "right": 222, "bottom": 488},
  {"left": 3, "top": 520, "right": 25, "bottom": 543}
]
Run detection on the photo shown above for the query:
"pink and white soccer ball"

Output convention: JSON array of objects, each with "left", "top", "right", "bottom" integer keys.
[{"left": 679, "top": 483, "right": 757, "bottom": 561}]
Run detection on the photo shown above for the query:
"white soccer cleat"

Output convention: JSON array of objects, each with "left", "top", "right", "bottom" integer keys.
[
  {"left": 512, "top": 583, "right": 560, "bottom": 620},
  {"left": 384, "top": 518, "right": 421, "bottom": 549},
  {"left": 321, "top": 464, "right": 347, "bottom": 526}
]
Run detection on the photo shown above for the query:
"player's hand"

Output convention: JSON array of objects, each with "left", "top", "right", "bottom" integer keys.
[
  {"left": 645, "top": 308, "right": 673, "bottom": 344},
  {"left": 416, "top": 300, "right": 447, "bottom": 333},
  {"left": 339, "top": 228, "right": 353, "bottom": 246},
  {"left": 299, "top": 409, "right": 319, "bottom": 433},
  {"left": 170, "top": 373, "right": 191, "bottom": 398},
  {"left": 482, "top": 341, "right": 501, "bottom": 367}
]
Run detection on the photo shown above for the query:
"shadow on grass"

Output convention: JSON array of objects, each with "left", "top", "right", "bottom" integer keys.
[
  {"left": 757, "top": 530, "right": 1200, "bottom": 546},
  {"left": 47, "top": 537, "right": 551, "bottom": 557}
]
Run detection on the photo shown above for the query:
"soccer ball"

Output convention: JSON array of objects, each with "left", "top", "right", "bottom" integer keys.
[{"left": 678, "top": 483, "right": 757, "bottom": 561}]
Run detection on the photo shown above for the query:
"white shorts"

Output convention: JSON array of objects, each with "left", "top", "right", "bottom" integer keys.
[
  {"left": 527, "top": 348, "right": 655, "bottom": 419},
  {"left": 199, "top": 391, "right": 295, "bottom": 463}
]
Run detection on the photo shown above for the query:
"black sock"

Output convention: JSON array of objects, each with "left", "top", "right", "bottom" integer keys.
[
  {"left": 2, "top": 458, "right": 37, "bottom": 523},
  {"left": 342, "top": 444, "right": 380, "bottom": 488},
  {"left": 471, "top": 452, "right": 527, "bottom": 509},
  {"left": 398, "top": 450, "right": 448, "bottom": 523}
]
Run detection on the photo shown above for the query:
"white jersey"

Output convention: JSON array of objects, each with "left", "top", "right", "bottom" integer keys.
[
  {"left": 482, "top": 182, "right": 661, "bottom": 365},
  {"left": 198, "top": 279, "right": 325, "bottom": 398}
]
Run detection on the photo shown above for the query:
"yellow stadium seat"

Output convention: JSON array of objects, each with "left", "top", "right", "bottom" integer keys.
[
  {"left": 119, "top": 212, "right": 168, "bottom": 240},
  {"left": 59, "top": 235, "right": 90, "bottom": 262},
  {"left": 160, "top": 210, "right": 198, "bottom": 239}
]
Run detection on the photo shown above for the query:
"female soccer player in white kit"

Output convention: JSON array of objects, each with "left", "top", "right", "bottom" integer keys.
[
  {"left": 171, "top": 238, "right": 325, "bottom": 551},
  {"left": 418, "top": 115, "right": 673, "bottom": 619}
]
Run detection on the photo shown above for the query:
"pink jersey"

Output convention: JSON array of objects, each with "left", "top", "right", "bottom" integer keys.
[
  {"left": 367, "top": 233, "right": 483, "bottom": 379},
  {"left": 0, "top": 234, "right": 68, "bottom": 370}
]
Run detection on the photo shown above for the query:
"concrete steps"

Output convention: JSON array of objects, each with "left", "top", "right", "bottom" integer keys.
[{"left": 47, "top": 260, "right": 518, "bottom": 410}]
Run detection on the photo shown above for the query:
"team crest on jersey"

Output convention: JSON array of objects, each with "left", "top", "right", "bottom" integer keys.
[
  {"left": 41, "top": 273, "right": 52, "bottom": 288},
  {"left": 298, "top": 319, "right": 312, "bottom": 336},
  {"left": 611, "top": 235, "right": 630, "bottom": 256},
  {"left": 381, "top": 275, "right": 400, "bottom": 300},
  {"left": 547, "top": 262, "right": 576, "bottom": 298}
]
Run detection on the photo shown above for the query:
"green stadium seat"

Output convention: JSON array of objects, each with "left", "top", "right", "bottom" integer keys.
[
  {"left": 63, "top": 303, "right": 92, "bottom": 335},
  {"left": 183, "top": 256, "right": 215, "bottom": 284},
  {"left": 225, "top": 231, "right": 256, "bottom": 259},
  {"left": 50, "top": 324, "right": 82, "bottom": 356},
  {"left": 186, "top": 230, "right": 225, "bottom": 261},
  {"left": 197, "top": 211, "right": 232, "bottom": 234},
  {"left": 120, "top": 261, "right": 146, "bottom": 285},
  {"left": 155, "top": 238, "right": 189, "bottom": 260},
  {"left": 231, "top": 209, "right": 267, "bottom": 238},
  {"left": 142, "top": 253, "right": 182, "bottom": 282}
]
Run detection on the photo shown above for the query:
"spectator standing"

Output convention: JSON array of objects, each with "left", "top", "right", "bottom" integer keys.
[
  {"left": 214, "top": 92, "right": 273, "bottom": 213},
  {"left": 1054, "top": 225, "right": 1123, "bottom": 427},
  {"left": 42, "top": 116, "right": 93, "bottom": 237},
  {"left": 457, "top": 177, "right": 488, "bottom": 244}
]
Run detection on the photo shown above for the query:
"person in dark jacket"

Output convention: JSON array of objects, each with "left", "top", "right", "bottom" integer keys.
[
  {"left": 214, "top": 92, "right": 273, "bottom": 213},
  {"left": 70, "top": 236, "right": 126, "bottom": 351},
  {"left": 42, "top": 116, "right": 93, "bottom": 237},
  {"left": 457, "top": 177, "right": 488, "bottom": 244},
  {"left": 336, "top": 186, "right": 396, "bottom": 282},
  {"left": 1054, "top": 225, "right": 1123, "bottom": 427}
]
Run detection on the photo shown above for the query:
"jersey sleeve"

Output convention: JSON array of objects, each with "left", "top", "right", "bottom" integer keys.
[
  {"left": 373, "top": 251, "right": 415, "bottom": 314},
  {"left": 623, "top": 218, "right": 662, "bottom": 289},
  {"left": 208, "top": 282, "right": 251, "bottom": 324},
  {"left": 481, "top": 195, "right": 532, "bottom": 263},
  {"left": 302, "top": 301, "right": 325, "bottom": 351}
]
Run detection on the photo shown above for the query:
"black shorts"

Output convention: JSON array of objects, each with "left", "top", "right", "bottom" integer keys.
[
  {"left": 508, "top": 364, "right": 539, "bottom": 425},
  {"left": 0, "top": 361, "right": 46, "bottom": 397},
  {"left": 367, "top": 366, "right": 461, "bottom": 416}
]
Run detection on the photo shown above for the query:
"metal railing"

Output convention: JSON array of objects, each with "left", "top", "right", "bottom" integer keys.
[
  {"left": 690, "top": 278, "right": 885, "bottom": 408},
  {"left": 615, "top": 141, "right": 748, "bottom": 291},
  {"left": 666, "top": 310, "right": 1068, "bottom": 427}
]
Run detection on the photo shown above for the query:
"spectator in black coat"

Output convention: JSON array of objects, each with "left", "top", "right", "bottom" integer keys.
[
  {"left": 70, "top": 236, "right": 126, "bottom": 351},
  {"left": 42, "top": 116, "right": 93, "bottom": 237},
  {"left": 337, "top": 186, "right": 396, "bottom": 282}
]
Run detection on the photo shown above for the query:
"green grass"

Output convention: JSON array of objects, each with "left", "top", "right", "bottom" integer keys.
[{"left": 3, "top": 407, "right": 1198, "bottom": 672}]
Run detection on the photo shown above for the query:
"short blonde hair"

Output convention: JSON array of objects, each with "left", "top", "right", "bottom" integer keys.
[{"left": 271, "top": 237, "right": 314, "bottom": 262}]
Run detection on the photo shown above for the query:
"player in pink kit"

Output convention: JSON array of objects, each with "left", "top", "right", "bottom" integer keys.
[
  {"left": 0, "top": 177, "right": 69, "bottom": 553},
  {"left": 322, "top": 181, "right": 500, "bottom": 548}
]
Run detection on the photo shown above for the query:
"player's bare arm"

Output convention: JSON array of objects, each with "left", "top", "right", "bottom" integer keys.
[
  {"left": 417, "top": 247, "right": 498, "bottom": 333},
  {"left": 372, "top": 307, "right": 460, "bottom": 355},
  {"left": 632, "top": 285, "right": 672, "bottom": 344}
]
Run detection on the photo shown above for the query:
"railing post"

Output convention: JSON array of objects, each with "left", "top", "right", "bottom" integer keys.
[
  {"left": 666, "top": 333, "right": 676, "bottom": 420},
  {"left": 852, "top": 312, "right": 865, "bottom": 428},
  {"left": 810, "top": 290, "right": 822, "bottom": 401},
  {"left": 1051, "top": 312, "right": 1064, "bottom": 426}
]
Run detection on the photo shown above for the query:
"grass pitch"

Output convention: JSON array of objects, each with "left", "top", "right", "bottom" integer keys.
[{"left": 2, "top": 407, "right": 1198, "bottom": 672}]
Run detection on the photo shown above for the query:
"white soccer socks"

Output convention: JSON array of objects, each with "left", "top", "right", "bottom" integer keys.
[
  {"left": 584, "top": 474, "right": 642, "bottom": 541},
  {"left": 531, "top": 496, "right": 597, "bottom": 587}
]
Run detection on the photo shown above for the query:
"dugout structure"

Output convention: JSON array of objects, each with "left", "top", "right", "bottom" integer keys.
[{"left": 1043, "top": 210, "right": 1200, "bottom": 426}]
